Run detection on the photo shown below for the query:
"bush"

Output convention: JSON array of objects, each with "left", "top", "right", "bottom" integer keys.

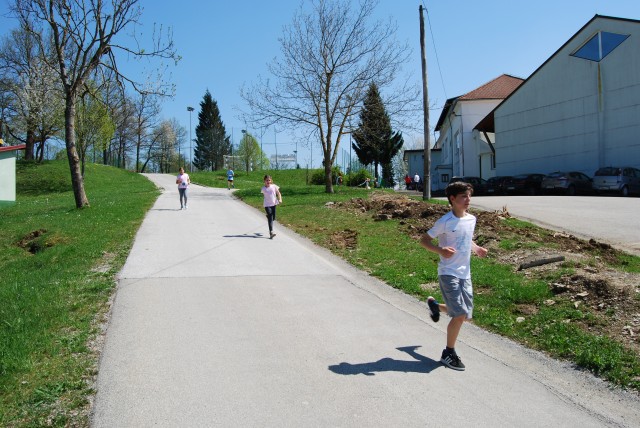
[
  {"left": 310, "top": 166, "right": 343, "bottom": 185},
  {"left": 346, "top": 169, "right": 372, "bottom": 187}
]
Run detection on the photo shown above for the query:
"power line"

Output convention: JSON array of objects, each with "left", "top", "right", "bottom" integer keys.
[{"left": 422, "top": 1, "right": 447, "bottom": 101}]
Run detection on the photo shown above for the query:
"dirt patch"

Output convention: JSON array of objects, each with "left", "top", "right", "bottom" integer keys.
[
  {"left": 16, "top": 229, "right": 49, "bottom": 254},
  {"left": 329, "top": 229, "right": 358, "bottom": 250},
  {"left": 332, "top": 191, "right": 640, "bottom": 354}
]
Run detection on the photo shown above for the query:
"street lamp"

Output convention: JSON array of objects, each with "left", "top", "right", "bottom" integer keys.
[{"left": 187, "top": 106, "right": 194, "bottom": 172}]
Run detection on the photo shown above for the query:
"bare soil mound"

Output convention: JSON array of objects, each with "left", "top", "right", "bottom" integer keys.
[{"left": 333, "top": 192, "right": 640, "bottom": 354}]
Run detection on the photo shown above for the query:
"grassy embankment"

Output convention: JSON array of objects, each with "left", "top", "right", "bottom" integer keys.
[
  {"left": 0, "top": 161, "right": 158, "bottom": 426},
  {"left": 194, "top": 168, "right": 640, "bottom": 392}
]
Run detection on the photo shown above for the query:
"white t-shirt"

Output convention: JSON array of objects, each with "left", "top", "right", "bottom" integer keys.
[
  {"left": 427, "top": 210, "right": 476, "bottom": 279},
  {"left": 261, "top": 184, "right": 280, "bottom": 207},
  {"left": 177, "top": 173, "right": 190, "bottom": 189}
]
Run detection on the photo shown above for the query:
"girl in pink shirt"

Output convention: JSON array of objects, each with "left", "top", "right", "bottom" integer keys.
[{"left": 260, "top": 175, "right": 282, "bottom": 239}]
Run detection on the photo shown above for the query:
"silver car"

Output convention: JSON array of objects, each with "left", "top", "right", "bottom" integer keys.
[
  {"left": 541, "top": 171, "right": 592, "bottom": 195},
  {"left": 592, "top": 166, "right": 640, "bottom": 196}
]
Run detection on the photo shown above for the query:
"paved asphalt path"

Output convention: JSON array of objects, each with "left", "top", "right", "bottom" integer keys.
[
  {"left": 459, "top": 195, "right": 640, "bottom": 256},
  {"left": 91, "top": 175, "right": 640, "bottom": 427}
]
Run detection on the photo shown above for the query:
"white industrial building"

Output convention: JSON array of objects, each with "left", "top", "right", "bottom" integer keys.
[{"left": 482, "top": 15, "right": 640, "bottom": 176}]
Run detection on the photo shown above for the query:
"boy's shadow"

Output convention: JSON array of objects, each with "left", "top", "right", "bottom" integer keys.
[{"left": 328, "top": 346, "right": 441, "bottom": 376}]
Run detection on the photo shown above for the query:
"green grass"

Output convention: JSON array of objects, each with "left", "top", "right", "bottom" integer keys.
[{"left": 0, "top": 161, "right": 158, "bottom": 427}]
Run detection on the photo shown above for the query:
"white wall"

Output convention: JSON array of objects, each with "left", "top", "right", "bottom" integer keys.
[
  {"left": 0, "top": 151, "right": 17, "bottom": 202},
  {"left": 495, "top": 17, "right": 640, "bottom": 177},
  {"left": 436, "top": 100, "right": 501, "bottom": 179}
]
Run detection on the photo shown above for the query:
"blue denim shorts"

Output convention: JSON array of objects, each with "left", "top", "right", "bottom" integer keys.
[{"left": 439, "top": 275, "right": 473, "bottom": 319}]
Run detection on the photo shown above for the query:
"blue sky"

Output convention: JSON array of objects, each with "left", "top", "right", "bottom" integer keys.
[{"left": 3, "top": 0, "right": 640, "bottom": 168}]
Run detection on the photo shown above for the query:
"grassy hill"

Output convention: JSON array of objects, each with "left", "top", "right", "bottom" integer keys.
[{"left": 0, "top": 161, "right": 158, "bottom": 426}]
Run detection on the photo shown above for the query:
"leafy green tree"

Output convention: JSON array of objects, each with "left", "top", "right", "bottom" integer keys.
[
  {"left": 236, "top": 131, "right": 267, "bottom": 172},
  {"left": 76, "top": 87, "right": 115, "bottom": 176},
  {"left": 193, "top": 90, "right": 230, "bottom": 171},
  {"left": 352, "top": 83, "right": 403, "bottom": 186}
]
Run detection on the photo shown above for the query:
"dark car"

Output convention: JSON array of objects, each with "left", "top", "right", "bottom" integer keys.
[
  {"left": 504, "top": 173, "right": 546, "bottom": 195},
  {"left": 450, "top": 176, "right": 488, "bottom": 195},
  {"left": 592, "top": 166, "right": 640, "bottom": 196},
  {"left": 541, "top": 171, "right": 593, "bottom": 195},
  {"left": 485, "top": 176, "right": 512, "bottom": 195}
]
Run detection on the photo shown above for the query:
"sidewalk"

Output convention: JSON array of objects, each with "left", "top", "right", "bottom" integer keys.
[{"left": 91, "top": 174, "right": 640, "bottom": 427}]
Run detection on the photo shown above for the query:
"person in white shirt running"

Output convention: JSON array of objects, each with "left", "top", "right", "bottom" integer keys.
[
  {"left": 420, "top": 181, "right": 488, "bottom": 371},
  {"left": 176, "top": 167, "right": 191, "bottom": 209}
]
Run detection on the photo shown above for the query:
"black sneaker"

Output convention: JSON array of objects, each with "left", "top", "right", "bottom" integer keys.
[
  {"left": 440, "top": 349, "right": 465, "bottom": 371},
  {"left": 427, "top": 296, "right": 440, "bottom": 322},
  {"left": 270, "top": 232, "right": 276, "bottom": 239}
]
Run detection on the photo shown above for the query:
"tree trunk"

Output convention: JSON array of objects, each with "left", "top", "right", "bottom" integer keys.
[
  {"left": 324, "top": 158, "right": 334, "bottom": 193},
  {"left": 136, "top": 135, "right": 141, "bottom": 172},
  {"left": 24, "top": 130, "right": 35, "bottom": 160},
  {"left": 65, "top": 95, "right": 90, "bottom": 208}
]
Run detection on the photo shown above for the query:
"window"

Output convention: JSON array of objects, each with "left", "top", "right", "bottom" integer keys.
[
  {"left": 572, "top": 31, "right": 629, "bottom": 62},
  {"left": 441, "top": 174, "right": 449, "bottom": 183}
]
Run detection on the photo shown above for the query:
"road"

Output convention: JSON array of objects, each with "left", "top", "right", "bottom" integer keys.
[
  {"left": 467, "top": 195, "right": 640, "bottom": 256},
  {"left": 91, "top": 175, "right": 640, "bottom": 427}
]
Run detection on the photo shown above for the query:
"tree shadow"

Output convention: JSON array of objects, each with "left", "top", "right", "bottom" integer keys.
[
  {"left": 223, "top": 233, "right": 266, "bottom": 238},
  {"left": 328, "top": 346, "right": 441, "bottom": 376}
]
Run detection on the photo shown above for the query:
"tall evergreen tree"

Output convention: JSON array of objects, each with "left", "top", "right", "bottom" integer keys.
[
  {"left": 352, "top": 83, "right": 403, "bottom": 186},
  {"left": 193, "top": 90, "right": 230, "bottom": 171}
]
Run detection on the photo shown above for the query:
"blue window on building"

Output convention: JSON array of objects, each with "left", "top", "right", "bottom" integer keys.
[{"left": 572, "top": 31, "right": 629, "bottom": 62}]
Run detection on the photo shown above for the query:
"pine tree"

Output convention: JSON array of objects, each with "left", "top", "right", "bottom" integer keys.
[
  {"left": 352, "top": 83, "right": 404, "bottom": 186},
  {"left": 193, "top": 90, "right": 231, "bottom": 171}
]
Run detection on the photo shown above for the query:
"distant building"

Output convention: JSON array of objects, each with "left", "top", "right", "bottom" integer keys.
[
  {"left": 270, "top": 154, "right": 296, "bottom": 168},
  {"left": 433, "top": 74, "right": 524, "bottom": 190}
]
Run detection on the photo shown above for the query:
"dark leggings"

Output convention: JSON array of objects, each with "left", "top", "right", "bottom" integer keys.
[
  {"left": 179, "top": 188, "right": 187, "bottom": 206},
  {"left": 264, "top": 205, "right": 277, "bottom": 232}
]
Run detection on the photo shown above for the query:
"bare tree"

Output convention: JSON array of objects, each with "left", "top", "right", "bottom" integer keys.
[
  {"left": 241, "top": 0, "right": 417, "bottom": 193},
  {"left": 131, "top": 91, "right": 161, "bottom": 172},
  {"left": 150, "top": 118, "right": 184, "bottom": 173},
  {"left": 12, "top": 0, "right": 177, "bottom": 207}
]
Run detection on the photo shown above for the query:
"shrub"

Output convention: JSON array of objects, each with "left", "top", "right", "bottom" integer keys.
[
  {"left": 346, "top": 169, "right": 372, "bottom": 187},
  {"left": 310, "top": 166, "right": 343, "bottom": 185}
]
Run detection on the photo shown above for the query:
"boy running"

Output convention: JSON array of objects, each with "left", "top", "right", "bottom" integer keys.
[{"left": 420, "top": 181, "right": 488, "bottom": 371}]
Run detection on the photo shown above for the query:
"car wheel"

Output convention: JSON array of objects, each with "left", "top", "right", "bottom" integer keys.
[
  {"left": 566, "top": 185, "right": 576, "bottom": 196},
  {"left": 621, "top": 185, "right": 629, "bottom": 197}
]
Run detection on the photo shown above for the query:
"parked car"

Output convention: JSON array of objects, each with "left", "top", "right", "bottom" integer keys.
[
  {"left": 450, "top": 176, "right": 488, "bottom": 195},
  {"left": 592, "top": 166, "right": 640, "bottom": 196},
  {"left": 485, "top": 176, "right": 512, "bottom": 195},
  {"left": 541, "top": 171, "right": 593, "bottom": 195},
  {"left": 504, "top": 173, "right": 546, "bottom": 195}
]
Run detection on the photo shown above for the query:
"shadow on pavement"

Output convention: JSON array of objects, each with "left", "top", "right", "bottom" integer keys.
[
  {"left": 223, "top": 233, "right": 266, "bottom": 238},
  {"left": 328, "top": 346, "right": 441, "bottom": 376}
]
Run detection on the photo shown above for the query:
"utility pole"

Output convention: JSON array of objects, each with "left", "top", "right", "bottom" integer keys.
[{"left": 419, "top": 4, "right": 431, "bottom": 200}]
